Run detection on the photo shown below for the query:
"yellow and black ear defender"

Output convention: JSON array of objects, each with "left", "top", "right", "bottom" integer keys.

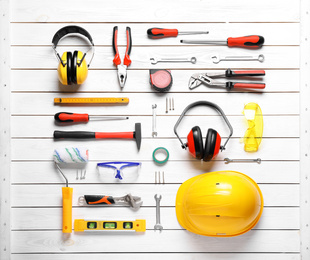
[{"left": 52, "top": 26, "right": 95, "bottom": 85}]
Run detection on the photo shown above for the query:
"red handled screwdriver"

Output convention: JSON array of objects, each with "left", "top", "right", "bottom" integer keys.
[
  {"left": 181, "top": 35, "right": 264, "bottom": 48},
  {"left": 147, "top": 28, "right": 209, "bottom": 39},
  {"left": 54, "top": 112, "right": 128, "bottom": 123}
]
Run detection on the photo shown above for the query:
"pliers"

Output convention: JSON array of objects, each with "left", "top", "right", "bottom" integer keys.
[
  {"left": 113, "top": 26, "right": 132, "bottom": 88},
  {"left": 189, "top": 69, "right": 266, "bottom": 90}
]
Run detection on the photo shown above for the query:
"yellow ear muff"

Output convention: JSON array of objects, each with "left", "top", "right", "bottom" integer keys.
[
  {"left": 57, "top": 52, "right": 69, "bottom": 85},
  {"left": 76, "top": 51, "right": 88, "bottom": 85}
]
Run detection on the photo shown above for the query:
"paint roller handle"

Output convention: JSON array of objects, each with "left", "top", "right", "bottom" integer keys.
[{"left": 62, "top": 187, "right": 73, "bottom": 233}]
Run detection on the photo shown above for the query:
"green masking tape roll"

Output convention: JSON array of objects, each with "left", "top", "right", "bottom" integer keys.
[{"left": 153, "top": 147, "right": 169, "bottom": 164}]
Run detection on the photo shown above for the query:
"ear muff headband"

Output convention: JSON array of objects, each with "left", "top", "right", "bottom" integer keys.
[
  {"left": 52, "top": 26, "right": 94, "bottom": 47},
  {"left": 174, "top": 101, "right": 233, "bottom": 151},
  {"left": 52, "top": 25, "right": 95, "bottom": 68}
]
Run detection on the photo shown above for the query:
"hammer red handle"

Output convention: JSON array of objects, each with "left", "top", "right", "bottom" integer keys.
[
  {"left": 53, "top": 131, "right": 134, "bottom": 139},
  {"left": 95, "top": 132, "right": 134, "bottom": 139}
]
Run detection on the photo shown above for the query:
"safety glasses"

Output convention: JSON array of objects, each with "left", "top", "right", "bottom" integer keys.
[
  {"left": 97, "top": 162, "right": 141, "bottom": 181},
  {"left": 243, "top": 103, "right": 263, "bottom": 152}
]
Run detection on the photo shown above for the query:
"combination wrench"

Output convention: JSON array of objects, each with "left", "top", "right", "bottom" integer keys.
[
  {"left": 212, "top": 54, "right": 265, "bottom": 64},
  {"left": 224, "top": 158, "right": 262, "bottom": 164},
  {"left": 150, "top": 57, "right": 197, "bottom": 65},
  {"left": 154, "top": 194, "right": 163, "bottom": 231},
  {"left": 152, "top": 104, "right": 157, "bottom": 137}
]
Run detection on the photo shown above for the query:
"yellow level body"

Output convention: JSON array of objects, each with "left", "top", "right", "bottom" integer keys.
[
  {"left": 54, "top": 97, "right": 129, "bottom": 104},
  {"left": 74, "top": 219, "right": 146, "bottom": 232}
]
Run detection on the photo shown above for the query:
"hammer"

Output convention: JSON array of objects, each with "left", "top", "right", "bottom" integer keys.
[{"left": 54, "top": 123, "right": 142, "bottom": 150}]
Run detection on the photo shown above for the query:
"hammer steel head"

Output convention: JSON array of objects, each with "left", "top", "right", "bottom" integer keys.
[{"left": 134, "top": 123, "right": 142, "bottom": 150}]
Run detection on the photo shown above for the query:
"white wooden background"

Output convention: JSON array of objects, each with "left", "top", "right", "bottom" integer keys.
[{"left": 1, "top": 0, "right": 310, "bottom": 259}]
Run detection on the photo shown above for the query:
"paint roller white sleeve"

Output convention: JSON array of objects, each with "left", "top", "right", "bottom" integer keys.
[{"left": 53, "top": 147, "right": 89, "bottom": 163}]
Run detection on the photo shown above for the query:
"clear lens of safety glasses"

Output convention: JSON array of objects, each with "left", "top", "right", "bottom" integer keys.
[
  {"left": 242, "top": 102, "right": 263, "bottom": 152},
  {"left": 97, "top": 162, "right": 141, "bottom": 181}
]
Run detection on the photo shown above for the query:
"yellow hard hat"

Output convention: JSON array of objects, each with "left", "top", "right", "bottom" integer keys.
[{"left": 175, "top": 171, "right": 263, "bottom": 237}]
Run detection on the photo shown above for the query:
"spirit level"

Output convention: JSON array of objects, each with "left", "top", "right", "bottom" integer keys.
[
  {"left": 74, "top": 219, "right": 146, "bottom": 232},
  {"left": 54, "top": 97, "right": 129, "bottom": 104}
]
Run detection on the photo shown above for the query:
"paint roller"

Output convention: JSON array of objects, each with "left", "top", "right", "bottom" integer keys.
[{"left": 53, "top": 147, "right": 89, "bottom": 233}]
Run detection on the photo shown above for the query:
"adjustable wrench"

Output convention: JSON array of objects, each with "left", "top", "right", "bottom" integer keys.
[
  {"left": 78, "top": 193, "right": 143, "bottom": 209},
  {"left": 154, "top": 194, "right": 163, "bottom": 231},
  {"left": 150, "top": 57, "right": 197, "bottom": 65},
  {"left": 212, "top": 54, "right": 264, "bottom": 64}
]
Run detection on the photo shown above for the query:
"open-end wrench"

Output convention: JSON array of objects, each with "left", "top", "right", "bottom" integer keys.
[
  {"left": 154, "top": 194, "right": 163, "bottom": 231},
  {"left": 152, "top": 104, "right": 157, "bottom": 137},
  {"left": 212, "top": 54, "right": 264, "bottom": 64},
  {"left": 150, "top": 57, "right": 197, "bottom": 65},
  {"left": 224, "top": 158, "right": 261, "bottom": 164}
]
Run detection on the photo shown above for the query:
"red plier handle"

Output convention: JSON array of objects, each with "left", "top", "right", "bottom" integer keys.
[
  {"left": 226, "top": 82, "right": 265, "bottom": 89},
  {"left": 112, "top": 26, "right": 121, "bottom": 66},
  {"left": 225, "top": 69, "right": 265, "bottom": 77},
  {"left": 112, "top": 26, "right": 132, "bottom": 67}
]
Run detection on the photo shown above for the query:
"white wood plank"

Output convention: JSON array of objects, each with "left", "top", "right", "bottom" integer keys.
[
  {"left": 300, "top": 1, "right": 310, "bottom": 259},
  {"left": 11, "top": 207, "right": 299, "bottom": 230},
  {"left": 0, "top": 0, "right": 11, "bottom": 258},
  {"left": 11, "top": 115, "right": 299, "bottom": 138},
  {"left": 11, "top": 70, "right": 300, "bottom": 93},
  {"left": 11, "top": 161, "right": 300, "bottom": 184},
  {"left": 11, "top": 230, "right": 300, "bottom": 253},
  {"left": 11, "top": 46, "right": 299, "bottom": 69},
  {"left": 11, "top": 0, "right": 300, "bottom": 23},
  {"left": 11, "top": 93, "right": 300, "bottom": 115},
  {"left": 11, "top": 184, "right": 299, "bottom": 207},
  {"left": 11, "top": 138, "right": 300, "bottom": 161},
  {"left": 10, "top": 253, "right": 301, "bottom": 260},
  {"left": 11, "top": 23, "right": 300, "bottom": 46}
]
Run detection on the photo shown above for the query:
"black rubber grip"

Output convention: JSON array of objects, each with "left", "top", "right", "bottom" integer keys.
[
  {"left": 53, "top": 130, "right": 96, "bottom": 139},
  {"left": 126, "top": 27, "right": 132, "bottom": 56},
  {"left": 112, "top": 26, "right": 118, "bottom": 55},
  {"left": 84, "top": 195, "right": 115, "bottom": 205}
]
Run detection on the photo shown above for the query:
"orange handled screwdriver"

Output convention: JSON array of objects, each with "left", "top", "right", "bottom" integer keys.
[
  {"left": 147, "top": 27, "right": 209, "bottom": 39},
  {"left": 54, "top": 112, "right": 128, "bottom": 123},
  {"left": 181, "top": 35, "right": 264, "bottom": 48}
]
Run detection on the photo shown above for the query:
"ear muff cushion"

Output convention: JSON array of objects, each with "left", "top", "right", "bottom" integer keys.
[
  {"left": 66, "top": 52, "right": 72, "bottom": 85},
  {"left": 76, "top": 51, "right": 88, "bottom": 85},
  {"left": 57, "top": 52, "right": 68, "bottom": 85},
  {"left": 72, "top": 51, "right": 78, "bottom": 84},
  {"left": 187, "top": 126, "right": 204, "bottom": 159},
  {"left": 203, "top": 128, "right": 219, "bottom": 162}
]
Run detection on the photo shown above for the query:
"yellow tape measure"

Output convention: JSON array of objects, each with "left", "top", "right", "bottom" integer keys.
[
  {"left": 74, "top": 219, "right": 146, "bottom": 232},
  {"left": 54, "top": 97, "right": 129, "bottom": 104}
]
